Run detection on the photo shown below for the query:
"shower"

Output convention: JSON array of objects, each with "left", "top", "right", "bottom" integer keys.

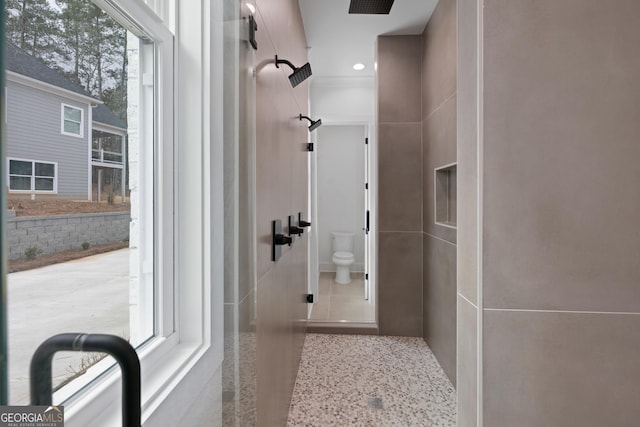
[
  {"left": 275, "top": 55, "right": 312, "bottom": 87},
  {"left": 299, "top": 114, "right": 322, "bottom": 132}
]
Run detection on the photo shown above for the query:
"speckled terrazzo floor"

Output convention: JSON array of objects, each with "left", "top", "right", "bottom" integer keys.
[{"left": 287, "top": 334, "right": 456, "bottom": 427}]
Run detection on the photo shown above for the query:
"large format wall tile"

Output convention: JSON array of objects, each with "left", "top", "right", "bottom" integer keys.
[
  {"left": 456, "top": 295, "right": 477, "bottom": 427},
  {"left": 253, "top": 2, "right": 309, "bottom": 426},
  {"left": 378, "top": 232, "right": 423, "bottom": 336},
  {"left": 484, "top": 309, "right": 640, "bottom": 427},
  {"left": 423, "top": 95, "right": 457, "bottom": 244},
  {"left": 377, "top": 36, "right": 423, "bottom": 123},
  {"left": 420, "top": 0, "right": 458, "bottom": 396},
  {"left": 423, "top": 234, "right": 457, "bottom": 384},
  {"left": 378, "top": 123, "right": 423, "bottom": 232},
  {"left": 483, "top": 0, "right": 640, "bottom": 312},
  {"left": 422, "top": 0, "right": 457, "bottom": 117},
  {"left": 456, "top": 0, "right": 478, "bottom": 306}
]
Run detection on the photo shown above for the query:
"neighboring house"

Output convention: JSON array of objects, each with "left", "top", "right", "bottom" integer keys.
[{"left": 5, "top": 42, "right": 127, "bottom": 201}]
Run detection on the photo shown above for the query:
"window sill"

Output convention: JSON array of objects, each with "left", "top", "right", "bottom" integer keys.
[
  {"left": 61, "top": 131, "right": 85, "bottom": 139},
  {"left": 58, "top": 336, "right": 212, "bottom": 426}
]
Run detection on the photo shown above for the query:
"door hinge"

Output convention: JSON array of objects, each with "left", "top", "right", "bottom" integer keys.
[
  {"left": 306, "top": 143, "right": 314, "bottom": 152},
  {"left": 365, "top": 137, "right": 369, "bottom": 145},
  {"left": 365, "top": 273, "right": 369, "bottom": 280},
  {"left": 365, "top": 182, "right": 368, "bottom": 190}
]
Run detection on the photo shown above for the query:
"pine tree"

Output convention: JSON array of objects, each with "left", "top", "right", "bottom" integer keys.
[
  {"left": 6, "top": 0, "right": 61, "bottom": 66},
  {"left": 6, "top": 0, "right": 128, "bottom": 123},
  {"left": 56, "top": 0, "right": 128, "bottom": 122}
]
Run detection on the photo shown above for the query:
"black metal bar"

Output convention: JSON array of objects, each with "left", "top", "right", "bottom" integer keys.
[
  {"left": 274, "top": 55, "right": 296, "bottom": 71},
  {"left": 30, "top": 333, "right": 141, "bottom": 427},
  {"left": 366, "top": 210, "right": 370, "bottom": 233}
]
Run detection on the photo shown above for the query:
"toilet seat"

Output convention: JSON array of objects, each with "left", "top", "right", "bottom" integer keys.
[{"left": 333, "top": 251, "right": 354, "bottom": 261}]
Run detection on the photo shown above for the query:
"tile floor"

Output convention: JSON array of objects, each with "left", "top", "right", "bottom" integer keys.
[
  {"left": 310, "top": 272, "right": 375, "bottom": 322},
  {"left": 287, "top": 334, "right": 457, "bottom": 426}
]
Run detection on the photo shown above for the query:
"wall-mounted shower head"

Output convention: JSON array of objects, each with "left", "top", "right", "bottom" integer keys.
[
  {"left": 275, "top": 55, "right": 312, "bottom": 87},
  {"left": 299, "top": 114, "right": 322, "bottom": 132}
]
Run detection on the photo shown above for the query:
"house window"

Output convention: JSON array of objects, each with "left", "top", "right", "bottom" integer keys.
[
  {"left": 61, "top": 104, "right": 83, "bottom": 137},
  {"left": 8, "top": 158, "right": 57, "bottom": 193}
]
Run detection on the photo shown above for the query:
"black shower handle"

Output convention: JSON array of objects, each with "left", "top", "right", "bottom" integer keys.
[
  {"left": 30, "top": 333, "right": 141, "bottom": 427},
  {"left": 275, "top": 234, "right": 293, "bottom": 246}
]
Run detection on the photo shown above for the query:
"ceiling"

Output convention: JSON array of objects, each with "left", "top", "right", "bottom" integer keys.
[{"left": 298, "top": 0, "right": 439, "bottom": 79}]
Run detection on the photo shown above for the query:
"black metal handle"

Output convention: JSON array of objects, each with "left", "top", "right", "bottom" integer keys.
[
  {"left": 290, "top": 226, "right": 304, "bottom": 235},
  {"left": 275, "top": 234, "right": 293, "bottom": 245},
  {"left": 298, "top": 212, "right": 311, "bottom": 228},
  {"left": 289, "top": 215, "right": 304, "bottom": 235},
  {"left": 366, "top": 210, "right": 370, "bottom": 233},
  {"left": 30, "top": 333, "right": 141, "bottom": 427}
]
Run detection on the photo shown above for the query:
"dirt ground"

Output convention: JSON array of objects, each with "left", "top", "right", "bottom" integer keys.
[
  {"left": 7, "top": 198, "right": 131, "bottom": 272},
  {"left": 8, "top": 197, "right": 130, "bottom": 217}
]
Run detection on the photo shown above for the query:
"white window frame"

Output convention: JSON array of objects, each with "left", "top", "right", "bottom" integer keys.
[
  {"left": 7, "top": 157, "right": 58, "bottom": 193},
  {"left": 44, "top": 1, "right": 223, "bottom": 425},
  {"left": 61, "top": 103, "right": 84, "bottom": 138}
]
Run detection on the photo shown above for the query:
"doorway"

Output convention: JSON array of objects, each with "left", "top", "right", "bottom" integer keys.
[{"left": 308, "top": 123, "right": 375, "bottom": 323}]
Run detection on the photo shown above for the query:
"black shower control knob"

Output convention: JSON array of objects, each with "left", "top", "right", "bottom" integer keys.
[
  {"left": 299, "top": 220, "right": 311, "bottom": 228},
  {"left": 290, "top": 225, "right": 304, "bottom": 235},
  {"left": 275, "top": 234, "right": 293, "bottom": 246}
]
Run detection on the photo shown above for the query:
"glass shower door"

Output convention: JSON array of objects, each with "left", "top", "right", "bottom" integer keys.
[{"left": 1, "top": 0, "right": 8, "bottom": 405}]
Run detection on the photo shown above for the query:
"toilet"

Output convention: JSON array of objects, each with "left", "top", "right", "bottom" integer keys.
[{"left": 331, "top": 231, "right": 355, "bottom": 285}]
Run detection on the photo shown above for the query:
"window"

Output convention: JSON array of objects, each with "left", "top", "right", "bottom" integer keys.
[
  {"left": 8, "top": 158, "right": 57, "bottom": 193},
  {"left": 6, "top": 0, "right": 172, "bottom": 411},
  {"left": 61, "top": 104, "right": 84, "bottom": 137},
  {"left": 3, "top": 0, "right": 221, "bottom": 423}
]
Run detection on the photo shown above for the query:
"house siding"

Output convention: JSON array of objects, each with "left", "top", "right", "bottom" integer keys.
[{"left": 6, "top": 81, "right": 90, "bottom": 199}]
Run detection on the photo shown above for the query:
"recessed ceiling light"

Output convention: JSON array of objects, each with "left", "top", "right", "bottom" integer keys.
[{"left": 353, "top": 63, "right": 365, "bottom": 71}]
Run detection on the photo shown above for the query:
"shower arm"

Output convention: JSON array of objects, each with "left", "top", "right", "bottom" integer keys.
[
  {"left": 275, "top": 55, "right": 298, "bottom": 72},
  {"left": 299, "top": 114, "right": 313, "bottom": 124}
]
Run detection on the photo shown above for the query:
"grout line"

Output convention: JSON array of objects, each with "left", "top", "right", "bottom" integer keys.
[
  {"left": 424, "top": 232, "right": 456, "bottom": 247},
  {"left": 378, "top": 121, "right": 423, "bottom": 125},
  {"left": 458, "top": 292, "right": 478, "bottom": 309},
  {"left": 424, "top": 91, "right": 457, "bottom": 122},
  {"left": 484, "top": 308, "right": 640, "bottom": 316}
]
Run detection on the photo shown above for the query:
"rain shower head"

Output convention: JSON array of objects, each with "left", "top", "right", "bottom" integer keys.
[
  {"left": 275, "top": 55, "right": 312, "bottom": 87},
  {"left": 308, "top": 118, "right": 322, "bottom": 132},
  {"left": 349, "top": 0, "right": 395, "bottom": 14},
  {"left": 299, "top": 114, "right": 322, "bottom": 132}
]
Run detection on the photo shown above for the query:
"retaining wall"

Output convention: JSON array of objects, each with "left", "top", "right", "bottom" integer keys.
[{"left": 7, "top": 212, "right": 130, "bottom": 260}]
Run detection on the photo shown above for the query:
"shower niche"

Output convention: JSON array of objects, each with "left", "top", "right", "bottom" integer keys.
[{"left": 434, "top": 163, "right": 457, "bottom": 228}]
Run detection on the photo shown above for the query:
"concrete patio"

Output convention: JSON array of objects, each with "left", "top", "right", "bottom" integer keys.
[{"left": 7, "top": 249, "right": 129, "bottom": 404}]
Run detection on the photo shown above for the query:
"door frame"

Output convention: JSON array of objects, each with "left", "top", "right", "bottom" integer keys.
[{"left": 307, "top": 120, "right": 377, "bottom": 319}]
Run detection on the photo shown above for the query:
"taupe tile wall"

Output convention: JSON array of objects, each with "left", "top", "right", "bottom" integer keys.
[
  {"left": 225, "top": 0, "right": 310, "bottom": 425},
  {"left": 456, "top": 0, "right": 479, "bottom": 424},
  {"left": 457, "top": 0, "right": 640, "bottom": 425},
  {"left": 376, "top": 35, "right": 424, "bottom": 337},
  {"left": 481, "top": 0, "right": 640, "bottom": 424},
  {"left": 421, "top": 0, "right": 457, "bottom": 385}
]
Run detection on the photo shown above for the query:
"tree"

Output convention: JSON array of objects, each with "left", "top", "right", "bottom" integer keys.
[
  {"left": 7, "top": 0, "right": 128, "bottom": 124},
  {"left": 6, "top": 0, "right": 61, "bottom": 66},
  {"left": 57, "top": 0, "right": 127, "bottom": 106}
]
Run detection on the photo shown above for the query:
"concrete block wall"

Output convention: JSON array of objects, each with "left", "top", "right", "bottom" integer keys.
[{"left": 7, "top": 212, "right": 129, "bottom": 259}]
